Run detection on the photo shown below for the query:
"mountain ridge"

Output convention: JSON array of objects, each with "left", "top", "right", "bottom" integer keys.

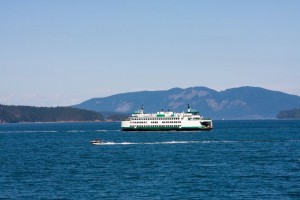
[{"left": 73, "top": 86, "right": 300, "bottom": 119}]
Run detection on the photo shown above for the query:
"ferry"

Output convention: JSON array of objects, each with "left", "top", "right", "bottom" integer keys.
[{"left": 121, "top": 105, "right": 213, "bottom": 131}]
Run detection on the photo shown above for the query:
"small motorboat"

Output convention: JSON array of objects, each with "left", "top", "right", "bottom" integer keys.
[{"left": 90, "top": 138, "right": 105, "bottom": 145}]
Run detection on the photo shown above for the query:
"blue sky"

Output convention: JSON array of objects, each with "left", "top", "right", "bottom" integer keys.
[{"left": 1, "top": 0, "right": 299, "bottom": 106}]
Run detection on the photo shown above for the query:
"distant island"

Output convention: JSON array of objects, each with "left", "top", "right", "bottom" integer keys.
[
  {"left": 277, "top": 109, "right": 300, "bottom": 119},
  {"left": 73, "top": 86, "right": 300, "bottom": 119},
  {"left": 0, "top": 104, "right": 103, "bottom": 123},
  {"left": 3, "top": 86, "right": 300, "bottom": 122}
]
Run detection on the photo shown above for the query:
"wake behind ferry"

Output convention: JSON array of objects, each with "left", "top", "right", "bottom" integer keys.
[{"left": 121, "top": 105, "right": 213, "bottom": 131}]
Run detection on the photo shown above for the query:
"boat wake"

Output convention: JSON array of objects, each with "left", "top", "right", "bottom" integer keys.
[
  {"left": 92, "top": 140, "right": 237, "bottom": 145},
  {"left": 91, "top": 139, "right": 300, "bottom": 145}
]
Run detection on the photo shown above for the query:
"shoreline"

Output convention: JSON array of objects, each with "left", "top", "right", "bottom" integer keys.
[
  {"left": 1, "top": 118, "right": 299, "bottom": 125},
  {"left": 0, "top": 120, "right": 121, "bottom": 124}
]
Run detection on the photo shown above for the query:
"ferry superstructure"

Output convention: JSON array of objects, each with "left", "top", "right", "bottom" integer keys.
[{"left": 121, "top": 105, "right": 213, "bottom": 131}]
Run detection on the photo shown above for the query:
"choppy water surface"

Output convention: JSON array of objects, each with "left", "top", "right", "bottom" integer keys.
[{"left": 1, "top": 120, "right": 300, "bottom": 199}]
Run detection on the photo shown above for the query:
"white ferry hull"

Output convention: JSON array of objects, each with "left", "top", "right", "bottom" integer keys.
[{"left": 121, "top": 126, "right": 213, "bottom": 131}]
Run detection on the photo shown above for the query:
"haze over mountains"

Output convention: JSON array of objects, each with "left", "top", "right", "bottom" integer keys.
[{"left": 73, "top": 86, "right": 300, "bottom": 119}]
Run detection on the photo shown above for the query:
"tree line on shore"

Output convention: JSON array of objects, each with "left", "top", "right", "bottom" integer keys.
[
  {"left": 0, "top": 104, "right": 104, "bottom": 123},
  {"left": 277, "top": 109, "right": 300, "bottom": 119}
]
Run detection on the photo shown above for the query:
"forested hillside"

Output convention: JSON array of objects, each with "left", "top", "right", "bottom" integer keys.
[
  {"left": 0, "top": 104, "right": 103, "bottom": 123},
  {"left": 277, "top": 109, "right": 300, "bottom": 119}
]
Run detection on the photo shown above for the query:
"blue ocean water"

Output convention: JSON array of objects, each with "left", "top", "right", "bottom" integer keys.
[{"left": 1, "top": 120, "right": 300, "bottom": 199}]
